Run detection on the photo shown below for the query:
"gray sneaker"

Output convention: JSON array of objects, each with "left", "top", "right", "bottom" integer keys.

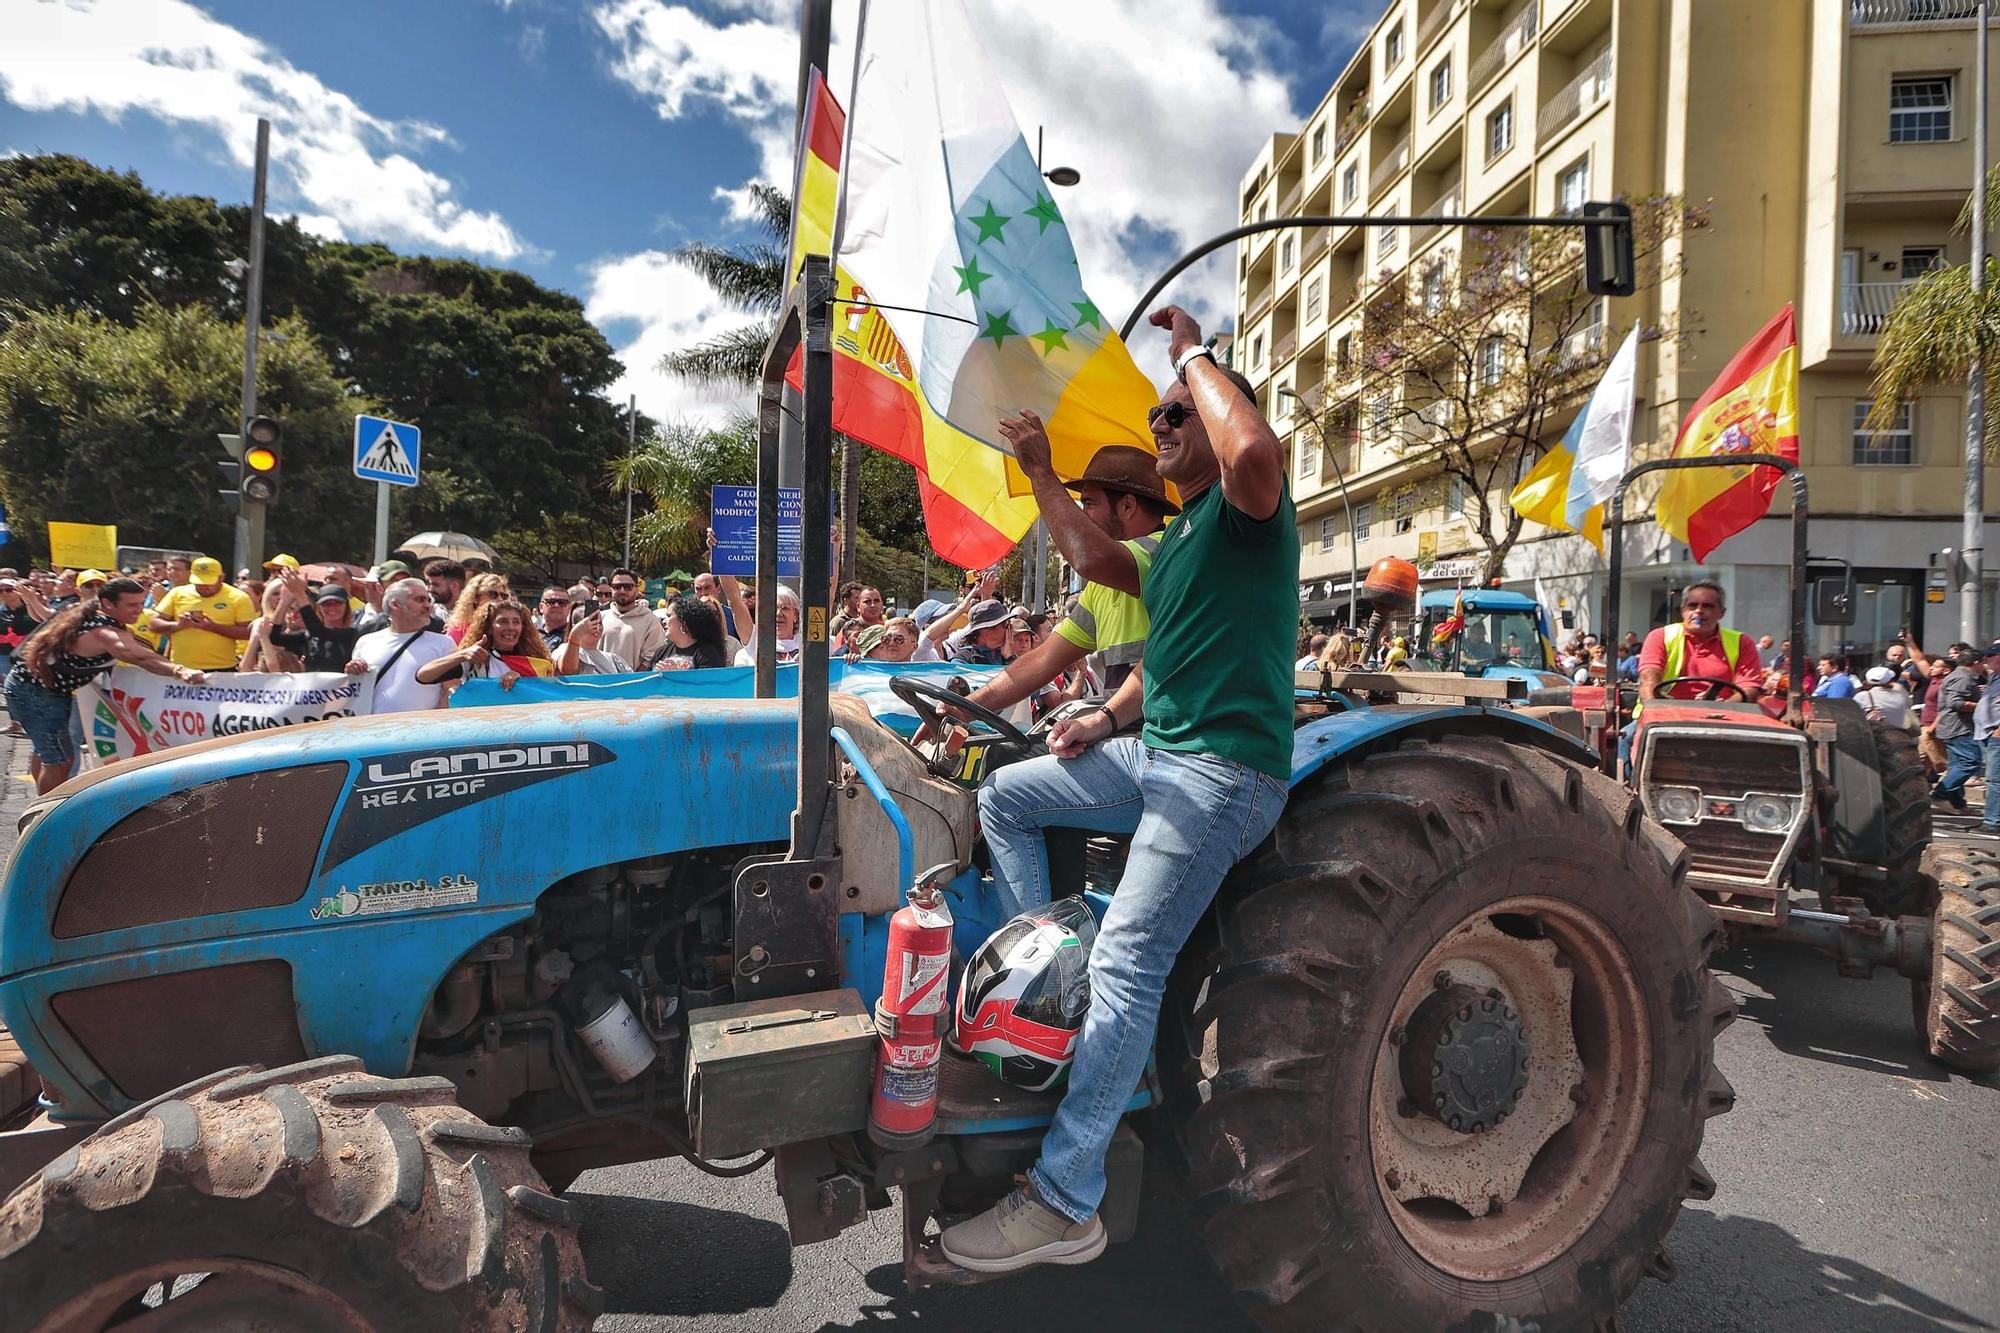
[{"left": 939, "top": 1183, "right": 1106, "bottom": 1274}]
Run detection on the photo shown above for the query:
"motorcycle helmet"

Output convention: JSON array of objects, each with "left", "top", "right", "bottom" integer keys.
[{"left": 952, "top": 897, "right": 1096, "bottom": 1091}]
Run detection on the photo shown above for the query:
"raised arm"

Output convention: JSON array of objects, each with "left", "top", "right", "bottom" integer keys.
[
  {"left": 98, "top": 626, "right": 204, "bottom": 683},
  {"left": 998, "top": 413, "right": 1141, "bottom": 596},
  {"left": 1153, "top": 306, "right": 1284, "bottom": 521}
]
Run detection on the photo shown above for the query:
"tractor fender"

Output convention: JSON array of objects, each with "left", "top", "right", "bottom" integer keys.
[
  {"left": 1288, "top": 703, "right": 1596, "bottom": 790},
  {"left": 0, "top": 697, "right": 809, "bottom": 1118}
]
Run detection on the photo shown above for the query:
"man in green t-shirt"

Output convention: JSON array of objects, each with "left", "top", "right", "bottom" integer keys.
[
  {"left": 942, "top": 307, "right": 1297, "bottom": 1276},
  {"left": 913, "top": 446, "right": 1173, "bottom": 744}
]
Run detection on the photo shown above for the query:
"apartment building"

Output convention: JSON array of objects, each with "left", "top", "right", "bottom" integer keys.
[{"left": 1237, "top": 0, "right": 2000, "bottom": 659}]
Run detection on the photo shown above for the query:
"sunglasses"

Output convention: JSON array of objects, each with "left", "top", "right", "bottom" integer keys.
[
  {"left": 542, "top": 596, "right": 570, "bottom": 604},
  {"left": 1147, "top": 401, "right": 1198, "bottom": 429},
  {"left": 610, "top": 582, "right": 637, "bottom": 591}
]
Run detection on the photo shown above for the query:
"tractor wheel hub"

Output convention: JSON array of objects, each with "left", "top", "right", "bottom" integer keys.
[{"left": 1401, "top": 984, "right": 1531, "bottom": 1133}]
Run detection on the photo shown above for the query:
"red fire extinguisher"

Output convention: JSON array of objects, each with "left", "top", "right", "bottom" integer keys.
[{"left": 869, "top": 867, "right": 956, "bottom": 1149}]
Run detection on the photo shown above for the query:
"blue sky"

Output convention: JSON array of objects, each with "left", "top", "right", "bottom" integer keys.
[{"left": 0, "top": 0, "right": 1375, "bottom": 421}]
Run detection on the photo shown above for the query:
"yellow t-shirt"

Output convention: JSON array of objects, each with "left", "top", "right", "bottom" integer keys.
[{"left": 143, "top": 583, "right": 256, "bottom": 668}]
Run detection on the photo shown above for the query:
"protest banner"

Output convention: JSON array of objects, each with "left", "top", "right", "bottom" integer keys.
[
  {"left": 76, "top": 668, "right": 374, "bottom": 766},
  {"left": 48, "top": 522, "right": 118, "bottom": 570}
]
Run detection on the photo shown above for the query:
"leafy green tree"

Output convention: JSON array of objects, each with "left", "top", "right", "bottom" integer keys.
[
  {"left": 0, "top": 304, "right": 375, "bottom": 560},
  {"left": 1870, "top": 166, "right": 2000, "bottom": 451},
  {"left": 659, "top": 184, "right": 788, "bottom": 388}
]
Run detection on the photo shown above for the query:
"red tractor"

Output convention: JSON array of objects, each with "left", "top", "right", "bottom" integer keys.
[{"left": 1556, "top": 454, "right": 1994, "bottom": 1074}]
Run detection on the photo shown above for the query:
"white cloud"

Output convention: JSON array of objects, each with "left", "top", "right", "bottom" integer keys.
[
  {"left": 583, "top": 249, "right": 768, "bottom": 428},
  {"left": 588, "top": 0, "right": 1302, "bottom": 385},
  {"left": 0, "top": 0, "right": 529, "bottom": 261},
  {"left": 285, "top": 212, "right": 346, "bottom": 241}
]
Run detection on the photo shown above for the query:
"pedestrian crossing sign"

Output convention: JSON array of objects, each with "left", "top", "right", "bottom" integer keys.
[{"left": 354, "top": 414, "right": 421, "bottom": 487}]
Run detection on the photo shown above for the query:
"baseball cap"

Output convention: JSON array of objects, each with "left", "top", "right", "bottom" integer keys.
[
  {"left": 76, "top": 569, "right": 108, "bottom": 587},
  {"left": 369, "top": 559, "right": 411, "bottom": 581},
  {"left": 263, "top": 553, "right": 300, "bottom": 571},
  {"left": 852, "top": 623, "right": 890, "bottom": 656},
  {"left": 1984, "top": 644, "right": 2000, "bottom": 659},
  {"left": 964, "top": 598, "right": 1010, "bottom": 633},
  {"left": 189, "top": 556, "right": 224, "bottom": 582},
  {"left": 1864, "top": 665, "right": 1895, "bottom": 685},
  {"left": 313, "top": 584, "right": 349, "bottom": 605}
]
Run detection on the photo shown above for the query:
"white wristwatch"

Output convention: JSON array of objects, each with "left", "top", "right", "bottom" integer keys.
[{"left": 1174, "top": 343, "right": 1215, "bottom": 383}]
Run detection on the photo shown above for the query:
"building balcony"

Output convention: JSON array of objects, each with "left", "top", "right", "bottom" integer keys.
[
  {"left": 1370, "top": 133, "right": 1413, "bottom": 198},
  {"left": 1274, "top": 330, "right": 1300, "bottom": 367},
  {"left": 1416, "top": 0, "right": 1466, "bottom": 52},
  {"left": 1280, "top": 179, "right": 1304, "bottom": 216},
  {"left": 1850, "top": 0, "right": 1984, "bottom": 25},
  {"left": 1335, "top": 97, "right": 1372, "bottom": 154},
  {"left": 1302, "top": 227, "right": 1333, "bottom": 265},
  {"left": 1840, "top": 280, "right": 1914, "bottom": 337},
  {"left": 1537, "top": 50, "right": 1612, "bottom": 147},
  {"left": 1469, "top": 5, "right": 1538, "bottom": 97},
  {"left": 1412, "top": 185, "right": 1463, "bottom": 251},
  {"left": 1245, "top": 287, "right": 1277, "bottom": 331}
]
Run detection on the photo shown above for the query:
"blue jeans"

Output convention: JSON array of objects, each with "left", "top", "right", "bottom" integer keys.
[
  {"left": 1936, "top": 735, "right": 1983, "bottom": 805},
  {"left": 979, "top": 737, "right": 1289, "bottom": 1223},
  {"left": 3, "top": 674, "right": 77, "bottom": 765},
  {"left": 1984, "top": 738, "right": 2000, "bottom": 827}
]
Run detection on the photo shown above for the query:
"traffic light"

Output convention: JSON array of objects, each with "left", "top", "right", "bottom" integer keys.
[
  {"left": 240, "top": 415, "right": 282, "bottom": 503},
  {"left": 1581, "top": 200, "right": 1635, "bottom": 298}
]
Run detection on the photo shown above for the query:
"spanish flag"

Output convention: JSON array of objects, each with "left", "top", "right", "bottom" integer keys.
[
  {"left": 783, "top": 69, "right": 1048, "bottom": 568},
  {"left": 1656, "top": 306, "right": 1799, "bottom": 563}
]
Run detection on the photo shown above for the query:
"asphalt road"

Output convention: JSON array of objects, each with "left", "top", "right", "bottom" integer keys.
[
  {"left": 566, "top": 820, "right": 2000, "bottom": 1333},
  {"left": 3, "top": 737, "right": 1995, "bottom": 1330}
]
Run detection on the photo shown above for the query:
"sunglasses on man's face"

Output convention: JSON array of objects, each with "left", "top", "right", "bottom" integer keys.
[
  {"left": 1147, "top": 401, "right": 1198, "bottom": 429},
  {"left": 542, "top": 596, "right": 569, "bottom": 605},
  {"left": 610, "top": 582, "right": 637, "bottom": 591}
]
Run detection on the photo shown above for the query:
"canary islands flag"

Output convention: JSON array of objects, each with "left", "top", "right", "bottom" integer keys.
[
  {"left": 1508, "top": 323, "right": 1639, "bottom": 550},
  {"left": 1656, "top": 305, "right": 1799, "bottom": 563},
  {"left": 831, "top": 0, "right": 1158, "bottom": 563}
]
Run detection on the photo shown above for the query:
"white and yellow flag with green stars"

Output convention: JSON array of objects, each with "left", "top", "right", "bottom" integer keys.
[{"left": 838, "top": 0, "right": 1159, "bottom": 505}]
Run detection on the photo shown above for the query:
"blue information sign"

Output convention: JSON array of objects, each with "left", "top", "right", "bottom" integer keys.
[
  {"left": 354, "top": 414, "right": 421, "bottom": 487},
  {"left": 710, "top": 485, "right": 805, "bottom": 577}
]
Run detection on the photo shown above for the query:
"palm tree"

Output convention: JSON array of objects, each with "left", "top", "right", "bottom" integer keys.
[
  {"left": 659, "top": 183, "right": 790, "bottom": 387},
  {"left": 1869, "top": 166, "right": 2000, "bottom": 450}
]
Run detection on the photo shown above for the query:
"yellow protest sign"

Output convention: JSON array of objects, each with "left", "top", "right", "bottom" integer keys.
[{"left": 48, "top": 522, "right": 118, "bottom": 570}]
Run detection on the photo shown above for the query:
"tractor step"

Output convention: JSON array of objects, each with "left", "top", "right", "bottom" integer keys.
[{"left": 934, "top": 1050, "right": 1152, "bottom": 1135}]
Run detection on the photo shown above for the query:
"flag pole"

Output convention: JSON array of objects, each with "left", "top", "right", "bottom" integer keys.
[{"left": 1962, "top": 0, "right": 1988, "bottom": 645}]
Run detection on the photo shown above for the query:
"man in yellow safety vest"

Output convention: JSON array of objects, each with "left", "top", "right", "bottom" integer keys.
[{"left": 1636, "top": 578, "right": 1765, "bottom": 708}]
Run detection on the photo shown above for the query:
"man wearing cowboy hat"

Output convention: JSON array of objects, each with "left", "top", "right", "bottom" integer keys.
[{"left": 917, "top": 445, "right": 1176, "bottom": 741}]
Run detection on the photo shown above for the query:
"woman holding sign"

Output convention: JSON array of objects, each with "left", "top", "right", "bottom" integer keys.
[{"left": 3, "top": 577, "right": 205, "bottom": 793}]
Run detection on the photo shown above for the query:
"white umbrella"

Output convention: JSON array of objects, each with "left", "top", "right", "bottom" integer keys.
[{"left": 397, "top": 531, "right": 499, "bottom": 564}]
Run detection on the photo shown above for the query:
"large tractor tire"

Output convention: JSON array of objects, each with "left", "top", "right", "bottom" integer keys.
[
  {"left": 1819, "top": 699, "right": 1931, "bottom": 917},
  {"left": 0, "top": 1055, "right": 599, "bottom": 1332},
  {"left": 1912, "top": 850, "right": 2000, "bottom": 1075},
  {"left": 1164, "top": 734, "right": 1734, "bottom": 1333}
]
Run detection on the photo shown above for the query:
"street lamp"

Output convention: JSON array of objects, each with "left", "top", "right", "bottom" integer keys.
[
  {"left": 1035, "top": 127, "right": 1081, "bottom": 188},
  {"left": 1279, "top": 385, "right": 1359, "bottom": 630}
]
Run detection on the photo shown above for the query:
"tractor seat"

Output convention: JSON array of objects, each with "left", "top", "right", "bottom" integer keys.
[{"left": 828, "top": 692, "right": 978, "bottom": 912}]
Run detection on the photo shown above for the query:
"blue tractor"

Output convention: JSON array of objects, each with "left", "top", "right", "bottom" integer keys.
[
  {"left": 0, "top": 297, "right": 1731, "bottom": 1331},
  {"left": 1411, "top": 586, "right": 1573, "bottom": 692}
]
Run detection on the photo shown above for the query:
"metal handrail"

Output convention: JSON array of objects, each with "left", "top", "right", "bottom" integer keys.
[
  {"left": 1840, "top": 279, "right": 1915, "bottom": 336},
  {"left": 1417, "top": 0, "right": 1464, "bottom": 51},
  {"left": 1537, "top": 49, "right": 1613, "bottom": 145},
  {"left": 1469, "top": 4, "right": 1538, "bottom": 94},
  {"left": 1851, "top": 0, "right": 1984, "bottom": 23}
]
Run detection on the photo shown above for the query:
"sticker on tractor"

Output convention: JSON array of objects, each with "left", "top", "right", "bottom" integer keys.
[
  {"left": 322, "top": 741, "right": 616, "bottom": 869},
  {"left": 311, "top": 873, "right": 479, "bottom": 920}
]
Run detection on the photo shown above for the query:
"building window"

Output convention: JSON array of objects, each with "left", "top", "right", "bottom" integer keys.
[
  {"left": 1280, "top": 236, "right": 1296, "bottom": 272},
  {"left": 1380, "top": 208, "right": 1401, "bottom": 258},
  {"left": 1852, "top": 400, "right": 1915, "bottom": 465},
  {"left": 1355, "top": 502, "right": 1374, "bottom": 541},
  {"left": 1335, "top": 333, "right": 1353, "bottom": 372},
  {"left": 1566, "top": 299, "right": 1606, "bottom": 357},
  {"left": 1306, "top": 278, "right": 1325, "bottom": 323},
  {"left": 1320, "top": 515, "right": 1339, "bottom": 550},
  {"left": 1386, "top": 23, "right": 1405, "bottom": 69},
  {"left": 1901, "top": 245, "right": 1946, "bottom": 279},
  {"left": 1486, "top": 98, "right": 1514, "bottom": 162},
  {"left": 1449, "top": 475, "right": 1472, "bottom": 519},
  {"left": 1311, "top": 123, "right": 1327, "bottom": 165},
  {"left": 1342, "top": 162, "right": 1359, "bottom": 204},
  {"left": 1258, "top": 202, "right": 1271, "bottom": 222},
  {"left": 1252, "top": 335, "right": 1265, "bottom": 370},
  {"left": 1298, "top": 430, "right": 1320, "bottom": 479},
  {"left": 1478, "top": 335, "right": 1505, "bottom": 387},
  {"left": 1889, "top": 75, "right": 1953, "bottom": 144},
  {"left": 1557, "top": 156, "right": 1589, "bottom": 215},
  {"left": 1369, "top": 394, "right": 1394, "bottom": 439},
  {"left": 1393, "top": 489, "right": 1415, "bottom": 534},
  {"left": 1429, "top": 58, "right": 1452, "bottom": 113},
  {"left": 1421, "top": 266, "right": 1447, "bottom": 313}
]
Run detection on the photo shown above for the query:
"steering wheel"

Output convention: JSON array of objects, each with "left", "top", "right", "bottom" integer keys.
[
  {"left": 1654, "top": 675, "right": 1749, "bottom": 702},
  {"left": 889, "top": 676, "right": 1032, "bottom": 758}
]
